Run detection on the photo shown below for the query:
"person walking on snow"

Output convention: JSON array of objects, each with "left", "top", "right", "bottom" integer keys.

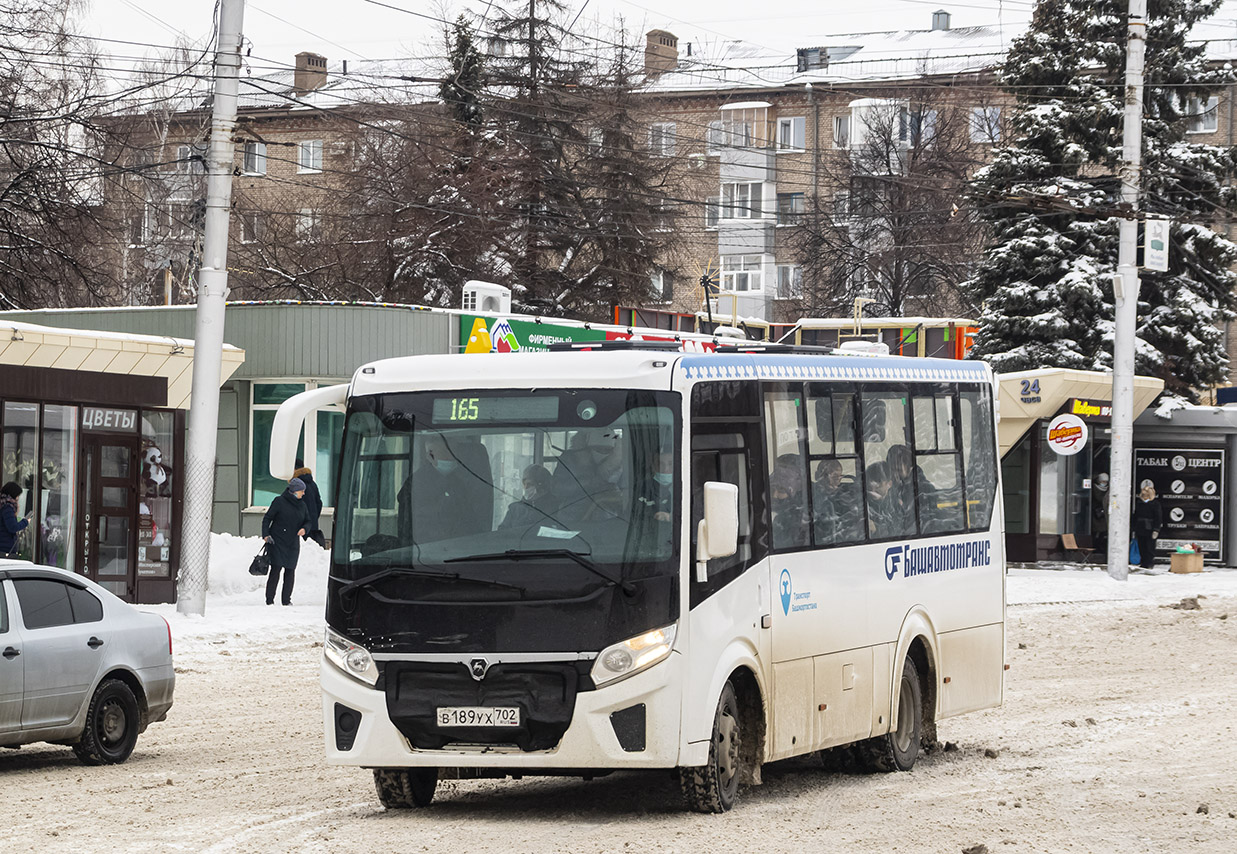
[
  {"left": 263, "top": 477, "right": 310, "bottom": 606},
  {"left": 1132, "top": 484, "right": 1163, "bottom": 569},
  {"left": 294, "top": 458, "right": 325, "bottom": 548}
]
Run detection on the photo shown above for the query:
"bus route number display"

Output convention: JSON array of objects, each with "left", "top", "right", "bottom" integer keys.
[{"left": 431, "top": 395, "right": 559, "bottom": 424}]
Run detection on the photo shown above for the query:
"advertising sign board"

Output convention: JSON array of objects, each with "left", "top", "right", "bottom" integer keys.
[{"left": 1134, "top": 448, "right": 1224, "bottom": 556}]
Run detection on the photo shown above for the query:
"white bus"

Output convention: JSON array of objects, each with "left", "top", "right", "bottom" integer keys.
[{"left": 272, "top": 343, "right": 1005, "bottom": 812}]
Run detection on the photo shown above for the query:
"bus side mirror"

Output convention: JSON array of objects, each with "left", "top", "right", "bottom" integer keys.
[{"left": 695, "top": 481, "right": 739, "bottom": 582}]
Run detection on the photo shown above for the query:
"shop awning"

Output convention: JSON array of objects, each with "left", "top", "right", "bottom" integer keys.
[
  {"left": 0, "top": 320, "right": 244, "bottom": 410},
  {"left": 996, "top": 368, "right": 1164, "bottom": 457}
]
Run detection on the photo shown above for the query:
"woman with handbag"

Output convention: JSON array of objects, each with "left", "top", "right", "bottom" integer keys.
[
  {"left": 1, "top": 482, "right": 32, "bottom": 558},
  {"left": 262, "top": 477, "right": 310, "bottom": 606}
]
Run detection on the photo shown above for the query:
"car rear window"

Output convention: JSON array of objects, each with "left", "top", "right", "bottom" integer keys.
[
  {"left": 68, "top": 585, "right": 104, "bottom": 623},
  {"left": 14, "top": 579, "right": 75, "bottom": 630},
  {"left": 0, "top": 582, "right": 8, "bottom": 634}
]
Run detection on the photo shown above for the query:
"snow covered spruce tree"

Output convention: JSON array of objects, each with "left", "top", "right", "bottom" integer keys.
[{"left": 966, "top": 0, "right": 1237, "bottom": 398}]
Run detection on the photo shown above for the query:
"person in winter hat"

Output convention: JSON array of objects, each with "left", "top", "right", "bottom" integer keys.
[
  {"left": 0, "top": 481, "right": 32, "bottom": 557},
  {"left": 262, "top": 477, "right": 310, "bottom": 605},
  {"left": 294, "top": 457, "right": 325, "bottom": 548},
  {"left": 1132, "top": 484, "right": 1163, "bottom": 570}
]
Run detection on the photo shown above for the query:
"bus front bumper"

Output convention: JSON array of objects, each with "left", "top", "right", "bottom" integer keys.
[{"left": 321, "top": 652, "right": 684, "bottom": 769}]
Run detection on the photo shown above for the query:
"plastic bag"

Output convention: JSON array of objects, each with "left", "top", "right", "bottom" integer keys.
[{"left": 1129, "top": 538, "right": 1140, "bottom": 565}]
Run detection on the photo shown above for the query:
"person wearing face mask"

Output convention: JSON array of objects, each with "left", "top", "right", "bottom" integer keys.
[
  {"left": 1132, "top": 484, "right": 1163, "bottom": 569},
  {"left": 500, "top": 464, "right": 556, "bottom": 529},
  {"left": 553, "top": 428, "right": 625, "bottom": 522},
  {"left": 398, "top": 433, "right": 494, "bottom": 543},
  {"left": 639, "top": 451, "right": 675, "bottom": 523}
]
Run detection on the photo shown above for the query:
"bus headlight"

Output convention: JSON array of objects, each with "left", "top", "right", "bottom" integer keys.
[
  {"left": 324, "top": 627, "right": 379, "bottom": 686},
  {"left": 590, "top": 624, "right": 677, "bottom": 687}
]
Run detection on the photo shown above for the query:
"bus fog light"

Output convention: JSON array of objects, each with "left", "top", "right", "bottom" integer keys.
[
  {"left": 591, "top": 624, "right": 676, "bottom": 687},
  {"left": 325, "top": 628, "right": 379, "bottom": 686}
]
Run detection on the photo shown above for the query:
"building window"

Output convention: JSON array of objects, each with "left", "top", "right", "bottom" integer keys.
[
  {"left": 777, "top": 116, "right": 805, "bottom": 150},
  {"left": 722, "top": 181, "right": 763, "bottom": 219},
  {"left": 833, "top": 115, "right": 850, "bottom": 149},
  {"left": 705, "top": 196, "right": 720, "bottom": 229},
  {"left": 587, "top": 126, "right": 603, "bottom": 153},
  {"left": 296, "top": 209, "right": 320, "bottom": 241},
  {"left": 649, "top": 122, "right": 676, "bottom": 156},
  {"left": 707, "top": 120, "right": 724, "bottom": 153},
  {"left": 240, "top": 212, "right": 262, "bottom": 244},
  {"left": 250, "top": 382, "right": 344, "bottom": 509},
  {"left": 776, "top": 264, "right": 803, "bottom": 299},
  {"left": 298, "top": 139, "right": 323, "bottom": 172},
  {"left": 650, "top": 269, "right": 673, "bottom": 303},
  {"left": 721, "top": 255, "right": 763, "bottom": 292},
  {"left": 652, "top": 197, "right": 672, "bottom": 231},
  {"left": 969, "top": 106, "right": 1002, "bottom": 143},
  {"left": 833, "top": 191, "right": 850, "bottom": 218},
  {"left": 776, "top": 192, "right": 805, "bottom": 226},
  {"left": 241, "top": 141, "right": 267, "bottom": 175},
  {"left": 1184, "top": 95, "right": 1218, "bottom": 134},
  {"left": 906, "top": 108, "right": 938, "bottom": 147}
]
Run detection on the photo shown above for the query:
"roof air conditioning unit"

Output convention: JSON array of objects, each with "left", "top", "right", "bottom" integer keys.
[{"left": 462, "top": 280, "right": 512, "bottom": 313}]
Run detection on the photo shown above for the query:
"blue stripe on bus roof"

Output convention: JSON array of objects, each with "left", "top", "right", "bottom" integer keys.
[{"left": 677, "top": 354, "right": 990, "bottom": 383}]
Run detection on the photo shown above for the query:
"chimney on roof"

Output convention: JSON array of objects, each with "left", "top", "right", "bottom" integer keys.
[
  {"left": 644, "top": 30, "right": 679, "bottom": 77},
  {"left": 294, "top": 52, "right": 328, "bottom": 94},
  {"left": 932, "top": 10, "right": 951, "bottom": 30}
]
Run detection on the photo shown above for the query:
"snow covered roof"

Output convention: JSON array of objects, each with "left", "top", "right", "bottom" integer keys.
[
  {"left": 0, "top": 319, "right": 244, "bottom": 409},
  {"left": 643, "top": 25, "right": 1011, "bottom": 94},
  {"left": 643, "top": 20, "right": 1237, "bottom": 95},
  {"left": 235, "top": 57, "right": 440, "bottom": 112}
]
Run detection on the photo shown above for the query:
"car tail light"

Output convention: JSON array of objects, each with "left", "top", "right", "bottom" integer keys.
[{"left": 162, "top": 617, "right": 173, "bottom": 656}]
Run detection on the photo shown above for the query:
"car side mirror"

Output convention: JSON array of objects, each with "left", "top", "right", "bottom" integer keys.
[{"left": 695, "top": 481, "right": 739, "bottom": 582}]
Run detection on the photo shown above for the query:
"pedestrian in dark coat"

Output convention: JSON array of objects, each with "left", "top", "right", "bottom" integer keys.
[
  {"left": 294, "top": 458, "right": 326, "bottom": 548},
  {"left": 1132, "top": 484, "right": 1163, "bottom": 569},
  {"left": 263, "top": 478, "right": 310, "bottom": 605},
  {"left": 1, "top": 481, "right": 32, "bottom": 557}
]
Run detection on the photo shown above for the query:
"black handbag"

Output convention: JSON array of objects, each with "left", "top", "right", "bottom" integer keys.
[{"left": 248, "top": 544, "right": 271, "bottom": 576}]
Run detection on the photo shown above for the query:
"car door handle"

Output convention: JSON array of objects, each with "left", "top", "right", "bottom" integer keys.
[
  {"left": 2, "top": 646, "right": 18, "bottom": 659},
  {"left": 87, "top": 637, "right": 104, "bottom": 649}
]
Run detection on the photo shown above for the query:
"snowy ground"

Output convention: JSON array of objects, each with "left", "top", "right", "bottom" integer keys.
[{"left": 4, "top": 537, "right": 1237, "bottom": 852}]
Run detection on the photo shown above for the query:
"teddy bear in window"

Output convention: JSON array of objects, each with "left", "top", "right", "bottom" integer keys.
[{"left": 142, "top": 445, "right": 172, "bottom": 498}]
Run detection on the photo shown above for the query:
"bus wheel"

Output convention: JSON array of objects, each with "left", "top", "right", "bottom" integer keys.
[
  {"left": 374, "top": 768, "right": 438, "bottom": 808},
  {"left": 679, "top": 681, "right": 743, "bottom": 813},
  {"left": 858, "top": 657, "right": 922, "bottom": 773}
]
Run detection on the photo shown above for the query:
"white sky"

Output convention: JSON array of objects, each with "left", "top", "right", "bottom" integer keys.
[{"left": 81, "top": 0, "right": 1050, "bottom": 70}]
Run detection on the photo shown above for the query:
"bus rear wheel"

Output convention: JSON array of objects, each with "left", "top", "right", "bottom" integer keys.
[
  {"left": 679, "top": 681, "right": 743, "bottom": 813},
  {"left": 858, "top": 657, "right": 922, "bottom": 773},
  {"left": 374, "top": 767, "right": 438, "bottom": 808}
]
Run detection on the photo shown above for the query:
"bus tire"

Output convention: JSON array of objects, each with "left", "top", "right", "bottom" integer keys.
[
  {"left": 374, "top": 767, "right": 438, "bottom": 808},
  {"left": 858, "top": 657, "right": 922, "bottom": 773},
  {"left": 679, "top": 681, "right": 742, "bottom": 813}
]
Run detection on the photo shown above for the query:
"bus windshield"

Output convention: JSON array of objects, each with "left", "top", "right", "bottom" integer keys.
[{"left": 332, "top": 389, "right": 681, "bottom": 586}]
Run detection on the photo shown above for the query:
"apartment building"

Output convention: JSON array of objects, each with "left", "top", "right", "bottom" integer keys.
[{"left": 635, "top": 13, "right": 1237, "bottom": 327}]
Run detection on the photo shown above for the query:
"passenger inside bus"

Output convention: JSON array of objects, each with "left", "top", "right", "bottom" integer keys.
[
  {"left": 551, "top": 428, "right": 626, "bottom": 522},
  {"left": 397, "top": 433, "right": 494, "bottom": 542},
  {"left": 771, "top": 454, "right": 810, "bottom": 549},
  {"left": 864, "top": 460, "right": 896, "bottom": 536},
  {"left": 813, "top": 458, "right": 863, "bottom": 544},
  {"left": 499, "top": 464, "right": 557, "bottom": 529},
  {"left": 885, "top": 444, "right": 918, "bottom": 535}
]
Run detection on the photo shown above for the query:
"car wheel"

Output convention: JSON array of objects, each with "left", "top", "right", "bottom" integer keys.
[
  {"left": 73, "top": 679, "right": 141, "bottom": 766},
  {"left": 679, "top": 681, "right": 743, "bottom": 813},
  {"left": 857, "top": 657, "right": 922, "bottom": 773},
  {"left": 374, "top": 768, "right": 438, "bottom": 808}
]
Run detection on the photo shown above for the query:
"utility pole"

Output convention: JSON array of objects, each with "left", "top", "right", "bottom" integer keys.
[
  {"left": 177, "top": 0, "right": 245, "bottom": 616},
  {"left": 1107, "top": 0, "right": 1146, "bottom": 582}
]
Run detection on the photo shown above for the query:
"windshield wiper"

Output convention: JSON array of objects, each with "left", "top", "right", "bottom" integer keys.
[
  {"left": 445, "top": 549, "right": 635, "bottom": 595},
  {"left": 337, "top": 566, "right": 525, "bottom": 598}
]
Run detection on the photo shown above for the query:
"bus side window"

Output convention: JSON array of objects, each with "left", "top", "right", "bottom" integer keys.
[
  {"left": 690, "top": 381, "right": 767, "bottom": 607},
  {"left": 960, "top": 387, "right": 998, "bottom": 530},
  {"left": 912, "top": 392, "right": 966, "bottom": 535},
  {"left": 861, "top": 389, "right": 917, "bottom": 539}
]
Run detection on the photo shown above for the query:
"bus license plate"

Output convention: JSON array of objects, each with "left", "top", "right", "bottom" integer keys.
[{"left": 436, "top": 707, "right": 520, "bottom": 727}]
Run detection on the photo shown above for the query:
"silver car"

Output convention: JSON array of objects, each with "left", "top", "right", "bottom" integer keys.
[{"left": 0, "top": 561, "right": 175, "bottom": 764}]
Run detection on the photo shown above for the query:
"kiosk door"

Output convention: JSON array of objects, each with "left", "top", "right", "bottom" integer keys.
[{"left": 81, "top": 436, "right": 139, "bottom": 600}]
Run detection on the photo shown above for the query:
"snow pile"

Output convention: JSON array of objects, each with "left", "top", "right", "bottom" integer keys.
[
  {"left": 1008, "top": 564, "right": 1237, "bottom": 607},
  {"left": 205, "top": 532, "right": 330, "bottom": 600}
]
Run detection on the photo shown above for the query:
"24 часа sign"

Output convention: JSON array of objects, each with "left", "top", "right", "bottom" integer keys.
[{"left": 1133, "top": 449, "right": 1224, "bottom": 557}]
